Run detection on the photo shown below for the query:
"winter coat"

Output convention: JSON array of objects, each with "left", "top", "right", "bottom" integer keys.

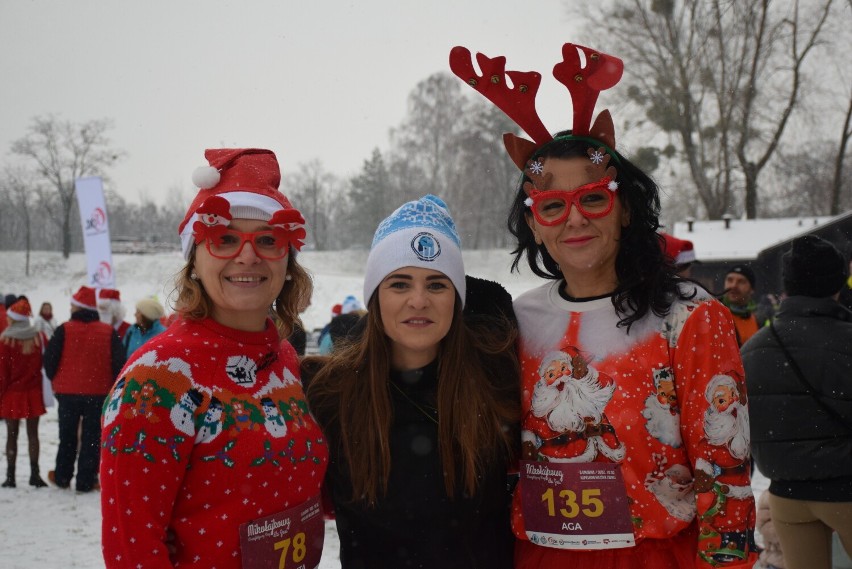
[
  {"left": 742, "top": 296, "right": 852, "bottom": 500},
  {"left": 0, "top": 323, "right": 46, "bottom": 419},
  {"left": 43, "top": 309, "right": 125, "bottom": 396},
  {"left": 123, "top": 319, "right": 166, "bottom": 358}
]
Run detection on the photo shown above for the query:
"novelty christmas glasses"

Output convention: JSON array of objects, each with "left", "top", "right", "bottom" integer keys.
[
  {"left": 526, "top": 177, "right": 618, "bottom": 226},
  {"left": 203, "top": 229, "right": 290, "bottom": 260},
  {"left": 191, "top": 196, "right": 307, "bottom": 259}
]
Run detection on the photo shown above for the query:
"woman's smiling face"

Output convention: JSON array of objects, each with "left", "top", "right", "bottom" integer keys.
[
  {"left": 193, "top": 218, "right": 288, "bottom": 331},
  {"left": 377, "top": 266, "right": 456, "bottom": 371},
  {"left": 526, "top": 156, "right": 629, "bottom": 297}
]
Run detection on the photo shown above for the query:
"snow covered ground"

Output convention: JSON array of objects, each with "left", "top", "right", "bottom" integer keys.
[{"left": 0, "top": 249, "right": 769, "bottom": 568}]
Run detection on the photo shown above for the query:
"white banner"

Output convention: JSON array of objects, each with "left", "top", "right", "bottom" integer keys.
[{"left": 75, "top": 176, "right": 115, "bottom": 288}]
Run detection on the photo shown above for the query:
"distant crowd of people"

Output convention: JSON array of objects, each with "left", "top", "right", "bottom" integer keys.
[{"left": 0, "top": 288, "right": 169, "bottom": 492}]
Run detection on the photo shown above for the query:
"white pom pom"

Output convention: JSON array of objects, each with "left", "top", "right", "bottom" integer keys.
[
  {"left": 524, "top": 197, "right": 534, "bottom": 207},
  {"left": 608, "top": 181, "right": 619, "bottom": 192},
  {"left": 192, "top": 166, "right": 221, "bottom": 189}
]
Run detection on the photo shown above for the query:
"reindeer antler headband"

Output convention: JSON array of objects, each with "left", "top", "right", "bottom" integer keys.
[{"left": 449, "top": 43, "right": 624, "bottom": 170}]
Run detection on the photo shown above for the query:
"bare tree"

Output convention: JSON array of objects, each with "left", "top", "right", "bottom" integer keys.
[
  {"left": 284, "top": 160, "right": 342, "bottom": 251},
  {"left": 386, "top": 73, "right": 519, "bottom": 248},
  {"left": 390, "top": 73, "right": 468, "bottom": 199},
  {"left": 829, "top": 1, "right": 852, "bottom": 214},
  {"left": 1, "top": 167, "right": 39, "bottom": 274},
  {"left": 579, "top": 0, "right": 835, "bottom": 219},
  {"left": 769, "top": 142, "right": 850, "bottom": 216},
  {"left": 10, "top": 115, "right": 122, "bottom": 257}
]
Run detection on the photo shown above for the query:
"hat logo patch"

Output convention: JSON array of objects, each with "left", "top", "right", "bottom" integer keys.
[{"left": 411, "top": 232, "right": 441, "bottom": 262}]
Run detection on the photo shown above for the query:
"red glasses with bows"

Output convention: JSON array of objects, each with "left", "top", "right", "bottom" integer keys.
[
  {"left": 192, "top": 198, "right": 306, "bottom": 260},
  {"left": 525, "top": 177, "right": 618, "bottom": 226},
  {"left": 203, "top": 229, "right": 291, "bottom": 260}
]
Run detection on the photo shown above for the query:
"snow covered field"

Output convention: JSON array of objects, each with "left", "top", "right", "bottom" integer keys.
[{"left": 0, "top": 249, "right": 769, "bottom": 568}]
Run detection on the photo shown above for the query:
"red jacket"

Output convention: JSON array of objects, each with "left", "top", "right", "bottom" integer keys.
[{"left": 44, "top": 311, "right": 125, "bottom": 396}]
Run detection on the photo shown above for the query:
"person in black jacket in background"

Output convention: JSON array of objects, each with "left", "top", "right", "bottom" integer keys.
[
  {"left": 304, "top": 195, "right": 519, "bottom": 569},
  {"left": 742, "top": 235, "right": 852, "bottom": 569}
]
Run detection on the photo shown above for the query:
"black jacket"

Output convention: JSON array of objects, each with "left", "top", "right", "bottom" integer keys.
[{"left": 741, "top": 296, "right": 852, "bottom": 500}]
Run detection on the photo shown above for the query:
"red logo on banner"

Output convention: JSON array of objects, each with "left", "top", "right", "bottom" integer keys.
[
  {"left": 85, "top": 207, "right": 107, "bottom": 234},
  {"left": 92, "top": 261, "right": 113, "bottom": 286}
]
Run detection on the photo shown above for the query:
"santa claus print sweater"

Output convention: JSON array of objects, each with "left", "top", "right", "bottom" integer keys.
[
  {"left": 100, "top": 317, "right": 328, "bottom": 569},
  {"left": 512, "top": 280, "right": 757, "bottom": 568}
]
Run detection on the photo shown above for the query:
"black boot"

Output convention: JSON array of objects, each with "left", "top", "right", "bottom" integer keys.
[
  {"left": 29, "top": 463, "right": 46, "bottom": 488},
  {"left": 1, "top": 464, "right": 15, "bottom": 488}
]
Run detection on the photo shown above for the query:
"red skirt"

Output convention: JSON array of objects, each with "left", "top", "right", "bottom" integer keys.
[{"left": 0, "top": 386, "right": 46, "bottom": 419}]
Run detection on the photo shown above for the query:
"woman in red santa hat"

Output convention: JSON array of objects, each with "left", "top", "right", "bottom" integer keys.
[
  {"left": 451, "top": 42, "right": 758, "bottom": 568},
  {"left": 0, "top": 298, "right": 48, "bottom": 488},
  {"left": 100, "top": 148, "right": 328, "bottom": 569}
]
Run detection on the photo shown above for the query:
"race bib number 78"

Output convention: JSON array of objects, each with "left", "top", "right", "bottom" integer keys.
[{"left": 239, "top": 495, "right": 325, "bottom": 568}]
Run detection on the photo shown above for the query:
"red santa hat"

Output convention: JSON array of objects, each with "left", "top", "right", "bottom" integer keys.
[
  {"left": 178, "top": 148, "right": 305, "bottom": 260},
  {"left": 98, "top": 288, "right": 121, "bottom": 302},
  {"left": 7, "top": 298, "right": 32, "bottom": 321},
  {"left": 660, "top": 233, "right": 696, "bottom": 266},
  {"left": 71, "top": 286, "right": 98, "bottom": 311}
]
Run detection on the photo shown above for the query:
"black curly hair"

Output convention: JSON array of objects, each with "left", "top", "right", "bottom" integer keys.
[{"left": 507, "top": 132, "right": 694, "bottom": 331}]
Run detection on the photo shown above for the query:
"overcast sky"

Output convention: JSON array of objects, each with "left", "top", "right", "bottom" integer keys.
[{"left": 1, "top": 0, "right": 588, "bottom": 207}]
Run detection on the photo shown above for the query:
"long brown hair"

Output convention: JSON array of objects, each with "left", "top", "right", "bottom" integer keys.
[
  {"left": 306, "top": 293, "right": 519, "bottom": 505},
  {"left": 172, "top": 246, "right": 312, "bottom": 338}
]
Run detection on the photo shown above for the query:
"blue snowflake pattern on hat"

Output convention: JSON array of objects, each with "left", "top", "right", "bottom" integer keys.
[{"left": 371, "top": 195, "right": 461, "bottom": 249}]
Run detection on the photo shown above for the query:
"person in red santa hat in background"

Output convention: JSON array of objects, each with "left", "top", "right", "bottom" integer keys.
[
  {"left": 660, "top": 232, "right": 697, "bottom": 278},
  {"left": 43, "top": 286, "right": 125, "bottom": 492},
  {"left": 97, "top": 288, "right": 131, "bottom": 340},
  {"left": 100, "top": 148, "right": 328, "bottom": 569},
  {"left": 0, "top": 298, "right": 48, "bottom": 488}
]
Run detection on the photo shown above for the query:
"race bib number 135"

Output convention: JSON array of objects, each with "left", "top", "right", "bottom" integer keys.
[{"left": 520, "top": 461, "right": 635, "bottom": 550}]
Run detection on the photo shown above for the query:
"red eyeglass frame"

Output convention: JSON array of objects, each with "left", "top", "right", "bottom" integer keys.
[
  {"left": 526, "top": 177, "right": 617, "bottom": 226},
  {"left": 201, "top": 229, "right": 291, "bottom": 260}
]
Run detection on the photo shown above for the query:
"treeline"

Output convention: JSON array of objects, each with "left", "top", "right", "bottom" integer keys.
[
  {"left": 3, "top": 0, "right": 852, "bottom": 255},
  {"left": 0, "top": 73, "right": 521, "bottom": 254}
]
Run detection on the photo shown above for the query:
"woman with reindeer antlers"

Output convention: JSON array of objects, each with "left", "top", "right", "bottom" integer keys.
[{"left": 451, "top": 43, "right": 758, "bottom": 568}]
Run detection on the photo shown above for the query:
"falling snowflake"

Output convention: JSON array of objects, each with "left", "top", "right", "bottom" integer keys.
[
  {"left": 589, "top": 150, "right": 605, "bottom": 164},
  {"left": 528, "top": 160, "right": 544, "bottom": 175}
]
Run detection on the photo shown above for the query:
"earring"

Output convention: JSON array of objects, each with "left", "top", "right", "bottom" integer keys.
[
  {"left": 284, "top": 274, "right": 293, "bottom": 281},
  {"left": 190, "top": 272, "right": 198, "bottom": 280}
]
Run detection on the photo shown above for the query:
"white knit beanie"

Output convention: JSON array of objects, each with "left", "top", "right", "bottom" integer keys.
[
  {"left": 363, "top": 195, "right": 465, "bottom": 306},
  {"left": 136, "top": 298, "right": 165, "bottom": 321}
]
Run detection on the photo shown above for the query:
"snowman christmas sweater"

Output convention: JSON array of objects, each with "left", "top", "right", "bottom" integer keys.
[
  {"left": 100, "top": 317, "right": 328, "bottom": 569},
  {"left": 511, "top": 281, "right": 757, "bottom": 568}
]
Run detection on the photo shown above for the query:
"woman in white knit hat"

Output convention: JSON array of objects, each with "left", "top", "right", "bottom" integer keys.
[
  {"left": 305, "top": 195, "right": 520, "bottom": 569},
  {"left": 122, "top": 297, "right": 167, "bottom": 358}
]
